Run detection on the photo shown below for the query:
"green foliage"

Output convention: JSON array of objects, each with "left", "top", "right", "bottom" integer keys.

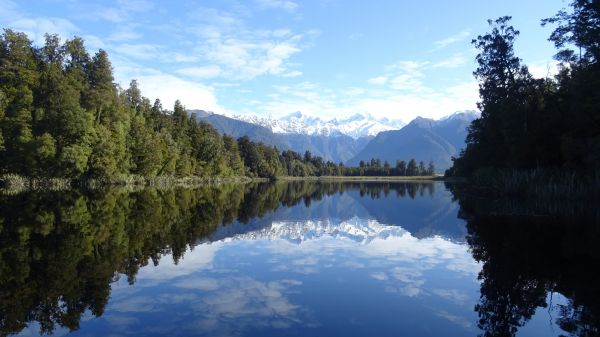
[
  {"left": 450, "top": 4, "right": 600, "bottom": 180},
  {"left": 542, "top": 0, "right": 600, "bottom": 64}
]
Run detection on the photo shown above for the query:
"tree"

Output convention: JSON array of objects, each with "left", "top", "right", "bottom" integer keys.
[
  {"left": 418, "top": 161, "right": 426, "bottom": 176},
  {"left": 304, "top": 150, "right": 312, "bottom": 162},
  {"left": 86, "top": 49, "right": 114, "bottom": 122},
  {"left": 427, "top": 161, "right": 435, "bottom": 176},
  {"left": 542, "top": 1, "right": 600, "bottom": 170},
  {"left": 0, "top": 29, "right": 38, "bottom": 174},
  {"left": 125, "top": 80, "right": 142, "bottom": 111},
  {"left": 451, "top": 17, "right": 533, "bottom": 175},
  {"left": 396, "top": 160, "right": 406, "bottom": 176},
  {"left": 542, "top": 0, "right": 600, "bottom": 64},
  {"left": 222, "top": 134, "right": 244, "bottom": 176},
  {"left": 407, "top": 159, "right": 417, "bottom": 176}
]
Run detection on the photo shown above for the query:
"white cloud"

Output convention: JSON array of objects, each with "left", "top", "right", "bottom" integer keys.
[
  {"left": 256, "top": 0, "right": 299, "bottom": 12},
  {"left": 106, "top": 26, "right": 143, "bottom": 42},
  {"left": 82, "top": 34, "right": 106, "bottom": 50},
  {"left": 386, "top": 61, "right": 429, "bottom": 93},
  {"left": 430, "top": 54, "right": 468, "bottom": 69},
  {"left": 94, "top": 0, "right": 155, "bottom": 23},
  {"left": 527, "top": 60, "right": 560, "bottom": 79},
  {"left": 111, "top": 54, "right": 223, "bottom": 111},
  {"left": 198, "top": 34, "right": 303, "bottom": 80},
  {"left": 235, "top": 71, "right": 478, "bottom": 123},
  {"left": 113, "top": 43, "right": 161, "bottom": 60},
  {"left": 97, "top": 7, "right": 129, "bottom": 23},
  {"left": 434, "top": 30, "right": 471, "bottom": 49},
  {"left": 368, "top": 76, "right": 388, "bottom": 85},
  {"left": 163, "top": 52, "right": 199, "bottom": 63},
  {"left": 8, "top": 17, "right": 78, "bottom": 44},
  {"left": 186, "top": 7, "right": 305, "bottom": 80},
  {"left": 135, "top": 74, "right": 222, "bottom": 111},
  {"left": 281, "top": 70, "right": 303, "bottom": 77},
  {"left": 176, "top": 65, "right": 223, "bottom": 79}
]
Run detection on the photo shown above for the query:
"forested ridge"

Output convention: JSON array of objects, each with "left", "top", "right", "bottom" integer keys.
[
  {"left": 448, "top": 0, "right": 600, "bottom": 185},
  {"left": 0, "top": 29, "right": 434, "bottom": 183}
]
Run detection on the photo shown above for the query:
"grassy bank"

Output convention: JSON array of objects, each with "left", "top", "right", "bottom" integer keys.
[
  {"left": 0, "top": 174, "right": 261, "bottom": 192},
  {"left": 0, "top": 174, "right": 446, "bottom": 192}
]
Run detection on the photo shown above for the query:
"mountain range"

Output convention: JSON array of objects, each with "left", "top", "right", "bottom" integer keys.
[
  {"left": 189, "top": 109, "right": 478, "bottom": 171},
  {"left": 347, "top": 111, "right": 479, "bottom": 170},
  {"left": 234, "top": 111, "right": 405, "bottom": 139},
  {"left": 190, "top": 110, "right": 371, "bottom": 163}
]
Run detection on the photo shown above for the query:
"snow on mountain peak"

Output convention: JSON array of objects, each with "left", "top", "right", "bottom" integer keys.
[{"left": 232, "top": 112, "right": 405, "bottom": 139}]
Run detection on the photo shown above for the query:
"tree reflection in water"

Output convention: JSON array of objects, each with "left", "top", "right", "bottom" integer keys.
[
  {"left": 448, "top": 183, "right": 600, "bottom": 337},
  {"left": 0, "top": 181, "right": 435, "bottom": 336},
  {"left": 2, "top": 181, "right": 598, "bottom": 336}
]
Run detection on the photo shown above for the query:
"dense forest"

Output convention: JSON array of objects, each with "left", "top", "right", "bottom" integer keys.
[
  {"left": 448, "top": 1, "right": 600, "bottom": 183},
  {"left": 0, "top": 30, "right": 434, "bottom": 183}
]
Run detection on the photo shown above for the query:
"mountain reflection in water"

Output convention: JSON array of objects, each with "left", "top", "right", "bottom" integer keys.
[{"left": 0, "top": 181, "right": 598, "bottom": 336}]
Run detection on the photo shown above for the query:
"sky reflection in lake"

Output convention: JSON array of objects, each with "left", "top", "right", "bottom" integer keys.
[
  {"left": 7, "top": 182, "right": 587, "bottom": 337},
  {"left": 63, "top": 183, "right": 480, "bottom": 337}
]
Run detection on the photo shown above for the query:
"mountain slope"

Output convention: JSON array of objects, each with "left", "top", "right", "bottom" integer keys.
[
  {"left": 282, "top": 133, "right": 372, "bottom": 163},
  {"left": 346, "top": 111, "right": 478, "bottom": 171},
  {"left": 191, "top": 110, "right": 288, "bottom": 149}
]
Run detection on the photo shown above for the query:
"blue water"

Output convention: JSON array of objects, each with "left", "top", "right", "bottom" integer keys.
[{"left": 5, "top": 182, "right": 587, "bottom": 337}]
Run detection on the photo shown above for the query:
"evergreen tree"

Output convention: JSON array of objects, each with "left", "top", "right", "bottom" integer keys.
[
  {"left": 0, "top": 30, "right": 39, "bottom": 175},
  {"left": 407, "top": 159, "right": 418, "bottom": 176},
  {"left": 427, "top": 161, "right": 435, "bottom": 175},
  {"left": 396, "top": 160, "right": 406, "bottom": 176},
  {"left": 86, "top": 50, "right": 114, "bottom": 123},
  {"left": 418, "top": 161, "right": 426, "bottom": 176}
]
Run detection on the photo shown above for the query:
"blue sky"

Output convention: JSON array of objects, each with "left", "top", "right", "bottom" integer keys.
[{"left": 1, "top": 0, "right": 567, "bottom": 122}]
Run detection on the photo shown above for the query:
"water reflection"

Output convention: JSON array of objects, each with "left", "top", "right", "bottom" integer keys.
[
  {"left": 78, "top": 217, "right": 478, "bottom": 336},
  {"left": 0, "top": 181, "right": 598, "bottom": 336},
  {"left": 1, "top": 182, "right": 470, "bottom": 336},
  {"left": 449, "top": 183, "right": 600, "bottom": 337}
]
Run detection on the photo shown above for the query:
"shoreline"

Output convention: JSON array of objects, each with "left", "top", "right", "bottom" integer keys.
[
  {"left": 0, "top": 174, "right": 450, "bottom": 192},
  {"left": 278, "top": 175, "right": 447, "bottom": 182}
]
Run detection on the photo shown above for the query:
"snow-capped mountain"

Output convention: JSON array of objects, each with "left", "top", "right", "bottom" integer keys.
[
  {"left": 233, "top": 112, "right": 405, "bottom": 139},
  {"left": 346, "top": 110, "right": 480, "bottom": 170}
]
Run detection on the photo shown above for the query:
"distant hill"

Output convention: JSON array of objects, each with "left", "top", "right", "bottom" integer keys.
[
  {"left": 282, "top": 133, "right": 373, "bottom": 163},
  {"left": 346, "top": 111, "right": 478, "bottom": 171},
  {"left": 189, "top": 110, "right": 287, "bottom": 149}
]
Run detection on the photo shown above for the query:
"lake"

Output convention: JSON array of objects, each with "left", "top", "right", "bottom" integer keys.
[{"left": 1, "top": 181, "right": 598, "bottom": 336}]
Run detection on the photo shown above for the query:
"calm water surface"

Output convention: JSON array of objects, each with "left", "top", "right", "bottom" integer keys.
[{"left": 1, "top": 182, "right": 598, "bottom": 336}]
